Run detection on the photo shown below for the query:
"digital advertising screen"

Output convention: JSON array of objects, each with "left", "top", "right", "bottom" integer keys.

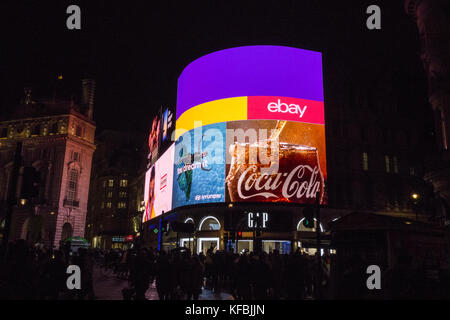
[
  {"left": 143, "top": 164, "right": 156, "bottom": 223},
  {"left": 159, "top": 106, "right": 175, "bottom": 156},
  {"left": 154, "top": 143, "right": 175, "bottom": 215},
  {"left": 148, "top": 114, "right": 160, "bottom": 167},
  {"left": 225, "top": 120, "right": 327, "bottom": 205},
  {"left": 173, "top": 45, "right": 327, "bottom": 207},
  {"left": 145, "top": 45, "right": 327, "bottom": 222},
  {"left": 172, "top": 122, "right": 226, "bottom": 208}
]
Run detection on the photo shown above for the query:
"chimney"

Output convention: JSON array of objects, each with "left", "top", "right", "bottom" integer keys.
[{"left": 82, "top": 79, "right": 96, "bottom": 120}]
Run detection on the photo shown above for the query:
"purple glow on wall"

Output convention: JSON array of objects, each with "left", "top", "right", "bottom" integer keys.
[{"left": 176, "top": 45, "right": 323, "bottom": 119}]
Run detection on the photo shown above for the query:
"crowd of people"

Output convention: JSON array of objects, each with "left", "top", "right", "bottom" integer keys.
[
  {"left": 0, "top": 239, "right": 331, "bottom": 300},
  {"left": 0, "top": 239, "right": 95, "bottom": 300},
  {"left": 2, "top": 239, "right": 449, "bottom": 300},
  {"left": 101, "top": 245, "right": 331, "bottom": 300}
]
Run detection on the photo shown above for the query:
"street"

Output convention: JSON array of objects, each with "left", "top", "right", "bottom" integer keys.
[{"left": 92, "top": 266, "right": 234, "bottom": 300}]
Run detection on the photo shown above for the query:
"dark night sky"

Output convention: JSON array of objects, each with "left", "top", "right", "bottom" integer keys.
[{"left": 0, "top": 0, "right": 429, "bottom": 133}]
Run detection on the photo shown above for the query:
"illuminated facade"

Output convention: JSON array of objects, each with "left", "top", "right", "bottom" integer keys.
[{"left": 0, "top": 81, "right": 96, "bottom": 247}]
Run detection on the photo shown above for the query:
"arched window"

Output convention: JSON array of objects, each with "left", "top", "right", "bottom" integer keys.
[
  {"left": 198, "top": 216, "right": 221, "bottom": 231},
  {"left": 184, "top": 217, "right": 194, "bottom": 224},
  {"left": 297, "top": 218, "right": 324, "bottom": 232},
  {"left": 61, "top": 223, "right": 73, "bottom": 241}
]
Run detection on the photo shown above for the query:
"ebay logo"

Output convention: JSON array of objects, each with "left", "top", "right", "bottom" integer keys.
[
  {"left": 247, "top": 96, "right": 324, "bottom": 125},
  {"left": 267, "top": 99, "right": 307, "bottom": 118}
]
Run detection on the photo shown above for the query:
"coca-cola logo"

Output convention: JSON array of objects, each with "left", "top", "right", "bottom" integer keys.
[
  {"left": 236, "top": 164, "right": 321, "bottom": 201},
  {"left": 267, "top": 99, "right": 307, "bottom": 118}
]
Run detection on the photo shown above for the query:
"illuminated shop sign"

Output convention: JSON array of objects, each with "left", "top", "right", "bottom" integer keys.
[{"left": 248, "top": 212, "right": 269, "bottom": 229}]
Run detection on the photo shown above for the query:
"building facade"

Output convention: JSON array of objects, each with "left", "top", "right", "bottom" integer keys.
[
  {"left": 86, "top": 130, "right": 146, "bottom": 249},
  {"left": 0, "top": 81, "right": 96, "bottom": 247},
  {"left": 405, "top": 0, "right": 450, "bottom": 221}
]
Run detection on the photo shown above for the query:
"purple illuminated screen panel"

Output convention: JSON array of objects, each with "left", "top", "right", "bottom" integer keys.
[{"left": 176, "top": 45, "right": 323, "bottom": 119}]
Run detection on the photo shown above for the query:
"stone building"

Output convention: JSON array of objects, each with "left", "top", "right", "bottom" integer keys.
[
  {"left": 85, "top": 130, "right": 146, "bottom": 249},
  {"left": 405, "top": 0, "right": 450, "bottom": 221},
  {"left": 0, "top": 79, "right": 96, "bottom": 247}
]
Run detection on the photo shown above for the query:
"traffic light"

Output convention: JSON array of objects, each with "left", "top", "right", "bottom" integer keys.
[
  {"left": 237, "top": 231, "right": 243, "bottom": 239},
  {"left": 302, "top": 207, "right": 314, "bottom": 229},
  {"left": 161, "top": 220, "right": 170, "bottom": 235},
  {"left": 20, "top": 166, "right": 40, "bottom": 199}
]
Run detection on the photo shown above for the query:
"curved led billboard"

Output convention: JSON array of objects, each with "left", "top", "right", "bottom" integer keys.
[{"left": 144, "top": 45, "right": 327, "bottom": 222}]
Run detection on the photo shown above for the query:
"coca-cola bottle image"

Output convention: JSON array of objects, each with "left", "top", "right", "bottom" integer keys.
[{"left": 225, "top": 140, "right": 325, "bottom": 204}]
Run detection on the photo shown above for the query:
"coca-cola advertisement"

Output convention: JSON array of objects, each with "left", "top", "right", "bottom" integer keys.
[{"left": 225, "top": 120, "right": 327, "bottom": 205}]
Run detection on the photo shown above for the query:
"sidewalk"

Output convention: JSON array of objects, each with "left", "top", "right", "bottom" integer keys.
[{"left": 93, "top": 266, "right": 234, "bottom": 300}]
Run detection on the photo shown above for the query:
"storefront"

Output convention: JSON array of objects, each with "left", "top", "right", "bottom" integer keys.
[{"left": 143, "top": 202, "right": 339, "bottom": 255}]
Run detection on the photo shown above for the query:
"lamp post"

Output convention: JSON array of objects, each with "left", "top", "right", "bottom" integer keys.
[{"left": 411, "top": 193, "right": 420, "bottom": 221}]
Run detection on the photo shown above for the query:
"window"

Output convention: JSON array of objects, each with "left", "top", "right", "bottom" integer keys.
[
  {"left": 385, "top": 155, "right": 390, "bottom": 173},
  {"left": 118, "top": 202, "right": 127, "bottom": 209},
  {"left": 108, "top": 179, "right": 114, "bottom": 187},
  {"left": 60, "top": 123, "right": 66, "bottom": 134},
  {"left": 32, "top": 124, "right": 41, "bottom": 136},
  {"left": 393, "top": 156, "right": 399, "bottom": 173},
  {"left": 106, "top": 202, "right": 112, "bottom": 208},
  {"left": 119, "top": 191, "right": 127, "bottom": 198},
  {"left": 66, "top": 168, "right": 79, "bottom": 201},
  {"left": 120, "top": 179, "right": 128, "bottom": 187},
  {"left": 362, "top": 152, "right": 369, "bottom": 171},
  {"left": 107, "top": 191, "right": 112, "bottom": 198},
  {"left": 101, "top": 202, "right": 105, "bottom": 209},
  {"left": 75, "top": 125, "right": 82, "bottom": 137},
  {"left": 49, "top": 122, "right": 58, "bottom": 135},
  {"left": 103, "top": 180, "right": 107, "bottom": 188},
  {"left": 0, "top": 128, "right": 7, "bottom": 138},
  {"left": 72, "top": 152, "right": 80, "bottom": 162}
]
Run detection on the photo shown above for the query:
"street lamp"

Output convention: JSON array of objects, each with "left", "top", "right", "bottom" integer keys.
[{"left": 411, "top": 193, "right": 420, "bottom": 221}]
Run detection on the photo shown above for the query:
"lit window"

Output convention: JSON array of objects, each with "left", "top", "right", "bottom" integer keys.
[
  {"left": 106, "top": 202, "right": 112, "bottom": 208},
  {"left": 101, "top": 202, "right": 105, "bottom": 209},
  {"left": 60, "top": 123, "right": 66, "bottom": 134},
  {"left": 362, "top": 152, "right": 368, "bottom": 171},
  {"left": 108, "top": 179, "right": 114, "bottom": 187},
  {"left": 393, "top": 156, "right": 398, "bottom": 173},
  {"left": 120, "top": 179, "right": 128, "bottom": 187},
  {"left": 66, "top": 168, "right": 79, "bottom": 201},
  {"left": 103, "top": 180, "right": 107, "bottom": 188},
  {"left": 118, "top": 202, "right": 127, "bottom": 209},
  {"left": 119, "top": 191, "right": 127, "bottom": 198},
  {"left": 107, "top": 191, "right": 112, "bottom": 198},
  {"left": 385, "top": 155, "right": 390, "bottom": 173}
]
